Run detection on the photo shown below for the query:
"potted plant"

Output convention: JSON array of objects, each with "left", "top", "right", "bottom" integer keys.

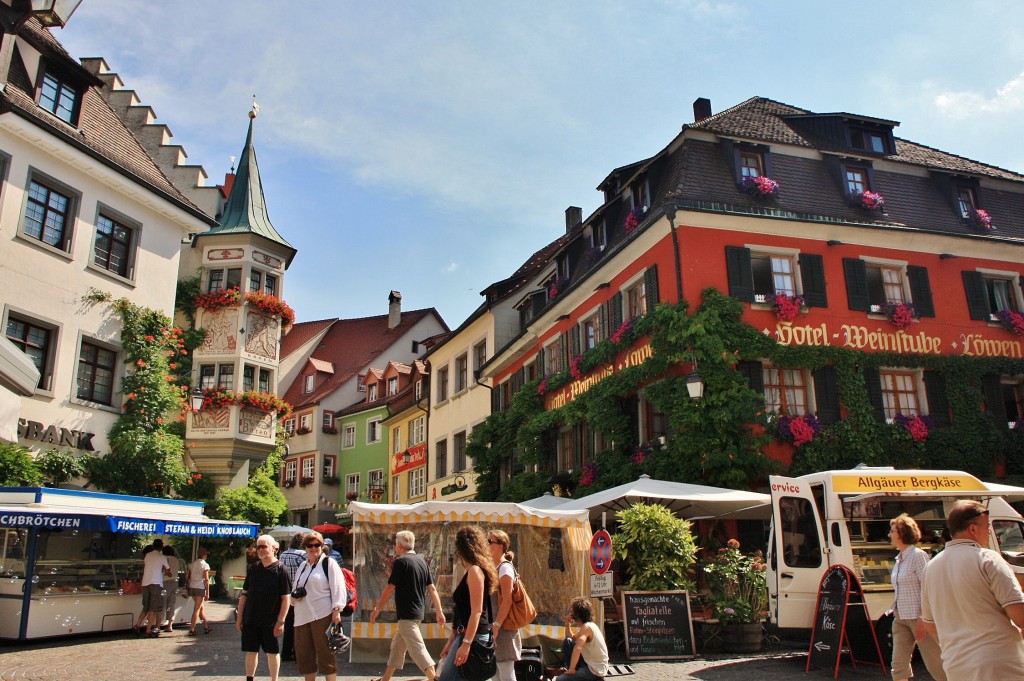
[
  {"left": 740, "top": 175, "right": 780, "bottom": 200},
  {"left": 613, "top": 502, "right": 697, "bottom": 592},
  {"left": 892, "top": 413, "right": 933, "bottom": 443},
  {"left": 296, "top": 426, "right": 312, "bottom": 435},
  {"left": 774, "top": 414, "right": 821, "bottom": 447},
  {"left": 771, "top": 293, "right": 805, "bottom": 322},
  {"left": 884, "top": 302, "right": 916, "bottom": 330},
  {"left": 282, "top": 479, "right": 295, "bottom": 489},
  {"left": 996, "top": 309, "right": 1024, "bottom": 336},
  {"left": 345, "top": 490, "right": 359, "bottom": 501},
  {"left": 624, "top": 205, "right": 647, "bottom": 233},
  {"left": 702, "top": 539, "right": 768, "bottom": 652},
  {"left": 852, "top": 190, "right": 885, "bottom": 211},
  {"left": 967, "top": 207, "right": 995, "bottom": 232},
  {"left": 322, "top": 475, "right": 340, "bottom": 485},
  {"left": 299, "top": 476, "right": 315, "bottom": 487},
  {"left": 322, "top": 424, "right": 338, "bottom": 434}
]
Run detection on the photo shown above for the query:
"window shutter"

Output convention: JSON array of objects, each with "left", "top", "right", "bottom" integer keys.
[
  {"left": 962, "top": 270, "right": 991, "bottom": 321},
  {"left": 844, "top": 258, "right": 870, "bottom": 311},
  {"left": 982, "top": 374, "right": 1008, "bottom": 429},
  {"left": 600, "top": 302, "right": 610, "bottom": 342},
  {"left": 644, "top": 265, "right": 660, "bottom": 311},
  {"left": 863, "top": 367, "right": 885, "bottom": 422},
  {"left": 519, "top": 307, "right": 528, "bottom": 331},
  {"left": 560, "top": 331, "right": 570, "bottom": 370},
  {"left": 610, "top": 292, "right": 623, "bottom": 330},
  {"left": 737, "top": 360, "right": 764, "bottom": 394},
  {"left": 726, "top": 246, "right": 754, "bottom": 302},
  {"left": 513, "top": 367, "right": 525, "bottom": 395},
  {"left": 537, "top": 348, "right": 546, "bottom": 378},
  {"left": 813, "top": 365, "right": 841, "bottom": 425},
  {"left": 907, "top": 265, "right": 935, "bottom": 318},
  {"left": 569, "top": 326, "right": 581, "bottom": 359},
  {"left": 923, "top": 371, "right": 950, "bottom": 427},
  {"left": 799, "top": 253, "right": 828, "bottom": 308},
  {"left": 491, "top": 385, "right": 501, "bottom": 412}
]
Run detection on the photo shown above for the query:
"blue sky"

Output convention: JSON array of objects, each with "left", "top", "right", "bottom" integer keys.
[{"left": 57, "top": 1, "right": 1024, "bottom": 329}]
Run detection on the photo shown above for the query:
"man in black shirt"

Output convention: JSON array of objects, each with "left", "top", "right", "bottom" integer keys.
[
  {"left": 236, "top": 534, "right": 291, "bottom": 681},
  {"left": 370, "top": 531, "right": 446, "bottom": 681}
]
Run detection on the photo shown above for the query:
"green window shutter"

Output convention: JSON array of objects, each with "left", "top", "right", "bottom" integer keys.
[
  {"left": 863, "top": 367, "right": 885, "bottom": 422},
  {"left": 923, "top": 370, "right": 950, "bottom": 427},
  {"left": 813, "top": 365, "right": 841, "bottom": 425},
  {"left": 644, "top": 265, "right": 660, "bottom": 311},
  {"left": 907, "top": 265, "right": 935, "bottom": 318},
  {"left": 962, "top": 270, "right": 991, "bottom": 321},
  {"left": 844, "top": 258, "right": 870, "bottom": 312},
  {"left": 610, "top": 292, "right": 623, "bottom": 330},
  {"left": 726, "top": 246, "right": 754, "bottom": 302},
  {"left": 982, "top": 374, "right": 1008, "bottom": 429},
  {"left": 799, "top": 253, "right": 828, "bottom": 308},
  {"left": 737, "top": 360, "right": 764, "bottom": 394}
]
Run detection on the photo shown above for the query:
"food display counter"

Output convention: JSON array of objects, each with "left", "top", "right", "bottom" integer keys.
[{"left": 0, "top": 486, "right": 258, "bottom": 640}]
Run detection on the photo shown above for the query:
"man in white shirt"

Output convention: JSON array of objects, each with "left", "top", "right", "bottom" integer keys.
[{"left": 138, "top": 539, "right": 171, "bottom": 637}]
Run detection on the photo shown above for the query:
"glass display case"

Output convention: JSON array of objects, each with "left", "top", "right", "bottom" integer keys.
[
  {"left": 843, "top": 502, "right": 948, "bottom": 592},
  {"left": 31, "top": 559, "right": 144, "bottom": 595}
]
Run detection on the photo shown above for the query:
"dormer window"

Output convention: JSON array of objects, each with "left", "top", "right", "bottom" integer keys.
[
  {"left": 39, "top": 71, "right": 79, "bottom": 125},
  {"left": 846, "top": 167, "right": 869, "bottom": 195},
  {"left": 851, "top": 129, "right": 887, "bottom": 154},
  {"left": 956, "top": 187, "right": 977, "bottom": 219},
  {"left": 740, "top": 151, "right": 763, "bottom": 178},
  {"left": 368, "top": 383, "right": 378, "bottom": 401},
  {"left": 388, "top": 377, "right": 398, "bottom": 396},
  {"left": 631, "top": 179, "right": 650, "bottom": 211}
]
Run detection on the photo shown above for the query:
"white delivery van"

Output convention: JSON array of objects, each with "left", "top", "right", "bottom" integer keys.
[{"left": 766, "top": 466, "right": 1024, "bottom": 636}]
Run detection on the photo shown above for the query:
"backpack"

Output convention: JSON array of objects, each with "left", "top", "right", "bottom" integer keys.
[{"left": 319, "top": 558, "right": 358, "bottom": 617}]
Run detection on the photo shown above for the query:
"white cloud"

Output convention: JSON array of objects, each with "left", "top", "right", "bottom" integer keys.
[
  {"left": 443, "top": 261, "right": 459, "bottom": 274},
  {"left": 935, "top": 71, "right": 1024, "bottom": 119}
]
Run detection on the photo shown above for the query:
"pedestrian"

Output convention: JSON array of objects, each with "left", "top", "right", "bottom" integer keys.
[
  {"left": 292, "top": 530, "right": 347, "bottom": 681},
  {"left": 886, "top": 514, "right": 945, "bottom": 681},
  {"left": 487, "top": 530, "right": 521, "bottom": 681},
  {"left": 161, "top": 545, "right": 180, "bottom": 632},
  {"left": 136, "top": 538, "right": 170, "bottom": 637},
  {"left": 186, "top": 547, "right": 212, "bottom": 636},
  {"left": 369, "top": 530, "right": 446, "bottom": 681},
  {"left": 438, "top": 526, "right": 498, "bottom": 681},
  {"left": 236, "top": 534, "right": 291, "bottom": 681},
  {"left": 324, "top": 537, "right": 345, "bottom": 567},
  {"left": 553, "top": 597, "right": 608, "bottom": 681},
  {"left": 921, "top": 500, "right": 1024, "bottom": 680},
  {"left": 279, "top": 532, "right": 307, "bottom": 661}
]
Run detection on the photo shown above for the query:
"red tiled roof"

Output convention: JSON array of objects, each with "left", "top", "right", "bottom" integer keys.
[
  {"left": 281, "top": 308, "right": 446, "bottom": 409},
  {"left": 280, "top": 319, "right": 337, "bottom": 359}
]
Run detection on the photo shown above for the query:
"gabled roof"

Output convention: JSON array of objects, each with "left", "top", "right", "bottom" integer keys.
[
  {"left": 280, "top": 318, "right": 336, "bottom": 359},
  {"left": 197, "top": 114, "right": 296, "bottom": 265},
  {"left": 281, "top": 307, "right": 447, "bottom": 410},
  {"left": 308, "top": 358, "right": 334, "bottom": 374},
  {"left": 0, "top": 18, "right": 213, "bottom": 225}
]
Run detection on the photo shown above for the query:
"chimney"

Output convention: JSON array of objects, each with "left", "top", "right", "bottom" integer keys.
[
  {"left": 388, "top": 290, "right": 402, "bottom": 329},
  {"left": 693, "top": 97, "right": 712, "bottom": 123},
  {"left": 565, "top": 206, "right": 582, "bottom": 233}
]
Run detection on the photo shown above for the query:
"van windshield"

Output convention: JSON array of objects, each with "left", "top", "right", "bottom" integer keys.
[{"left": 841, "top": 497, "right": 949, "bottom": 544}]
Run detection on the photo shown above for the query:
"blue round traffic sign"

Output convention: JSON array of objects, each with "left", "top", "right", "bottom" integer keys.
[{"left": 590, "top": 529, "right": 613, "bottom": 575}]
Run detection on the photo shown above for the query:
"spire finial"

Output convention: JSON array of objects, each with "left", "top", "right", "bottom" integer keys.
[{"left": 249, "top": 94, "right": 260, "bottom": 119}]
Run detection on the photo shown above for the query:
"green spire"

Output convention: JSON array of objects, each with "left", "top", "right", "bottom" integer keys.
[{"left": 207, "top": 110, "right": 295, "bottom": 259}]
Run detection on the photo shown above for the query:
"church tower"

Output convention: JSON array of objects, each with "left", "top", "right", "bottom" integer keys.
[{"left": 185, "top": 107, "right": 297, "bottom": 487}]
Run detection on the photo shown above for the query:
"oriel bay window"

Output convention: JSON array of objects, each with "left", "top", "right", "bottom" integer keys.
[{"left": 208, "top": 267, "right": 242, "bottom": 292}]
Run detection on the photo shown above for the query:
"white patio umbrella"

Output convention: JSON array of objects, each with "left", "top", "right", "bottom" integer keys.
[{"left": 267, "top": 524, "right": 313, "bottom": 541}]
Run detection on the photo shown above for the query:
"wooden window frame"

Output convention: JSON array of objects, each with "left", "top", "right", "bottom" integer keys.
[
  {"left": 740, "top": 151, "right": 763, "bottom": 178},
  {"left": 880, "top": 370, "right": 921, "bottom": 419},
  {"left": 5, "top": 313, "right": 55, "bottom": 391},
  {"left": 342, "top": 423, "right": 356, "bottom": 449},
  {"left": 38, "top": 70, "right": 80, "bottom": 125},
  {"left": 76, "top": 338, "right": 117, "bottom": 405},
  {"left": 763, "top": 364, "right": 809, "bottom": 416},
  {"left": 93, "top": 212, "right": 136, "bottom": 278}
]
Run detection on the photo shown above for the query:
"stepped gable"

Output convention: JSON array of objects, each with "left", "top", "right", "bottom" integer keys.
[
  {"left": 283, "top": 308, "right": 443, "bottom": 410},
  {"left": 1, "top": 18, "right": 212, "bottom": 224}
]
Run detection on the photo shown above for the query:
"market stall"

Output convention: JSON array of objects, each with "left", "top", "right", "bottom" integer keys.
[
  {"left": 0, "top": 486, "right": 257, "bottom": 640},
  {"left": 347, "top": 500, "right": 592, "bottom": 663}
]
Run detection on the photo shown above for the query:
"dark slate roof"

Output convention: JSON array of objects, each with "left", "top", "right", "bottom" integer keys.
[
  {"left": 281, "top": 308, "right": 448, "bottom": 410},
  {"left": 0, "top": 18, "right": 213, "bottom": 225},
  {"left": 201, "top": 115, "right": 296, "bottom": 265}
]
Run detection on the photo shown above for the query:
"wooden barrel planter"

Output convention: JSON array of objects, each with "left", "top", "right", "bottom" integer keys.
[{"left": 719, "top": 621, "right": 763, "bottom": 653}]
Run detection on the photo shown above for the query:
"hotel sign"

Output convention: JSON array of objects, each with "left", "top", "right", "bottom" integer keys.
[
  {"left": 545, "top": 341, "right": 654, "bottom": 410},
  {"left": 773, "top": 321, "right": 1022, "bottom": 358}
]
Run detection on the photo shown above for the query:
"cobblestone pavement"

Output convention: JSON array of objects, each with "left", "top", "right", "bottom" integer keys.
[{"left": 0, "top": 601, "right": 920, "bottom": 680}]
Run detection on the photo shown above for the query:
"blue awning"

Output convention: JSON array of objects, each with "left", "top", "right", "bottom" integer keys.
[{"left": 0, "top": 508, "right": 258, "bottom": 538}]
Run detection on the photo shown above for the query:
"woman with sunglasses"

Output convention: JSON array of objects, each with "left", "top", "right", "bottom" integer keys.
[
  {"left": 487, "top": 530, "right": 521, "bottom": 681},
  {"left": 439, "top": 526, "right": 498, "bottom": 681},
  {"left": 292, "top": 531, "right": 347, "bottom": 681},
  {"left": 236, "top": 534, "right": 291, "bottom": 681}
]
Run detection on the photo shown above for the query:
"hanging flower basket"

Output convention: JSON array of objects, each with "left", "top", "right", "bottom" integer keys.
[
  {"left": 884, "top": 302, "right": 916, "bottom": 330},
  {"left": 199, "top": 388, "right": 292, "bottom": 417},
  {"left": 774, "top": 414, "right": 821, "bottom": 447},
  {"left": 852, "top": 190, "right": 885, "bottom": 210},
  {"left": 772, "top": 294, "right": 805, "bottom": 322},
  {"left": 246, "top": 291, "right": 297, "bottom": 328},
  {"left": 624, "top": 206, "right": 647, "bottom": 233},
  {"left": 345, "top": 491, "right": 359, "bottom": 501},
  {"left": 740, "top": 176, "right": 780, "bottom": 200},
  {"left": 892, "top": 413, "right": 933, "bottom": 443},
  {"left": 967, "top": 208, "right": 995, "bottom": 232},
  {"left": 996, "top": 310, "right": 1024, "bottom": 336}
]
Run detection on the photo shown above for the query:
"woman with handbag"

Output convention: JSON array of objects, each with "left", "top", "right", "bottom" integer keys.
[
  {"left": 439, "top": 526, "right": 499, "bottom": 681},
  {"left": 292, "top": 531, "right": 347, "bottom": 681},
  {"left": 487, "top": 530, "right": 522, "bottom": 681}
]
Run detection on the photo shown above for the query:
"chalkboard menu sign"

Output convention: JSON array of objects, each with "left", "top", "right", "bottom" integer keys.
[
  {"left": 621, "top": 590, "right": 695, "bottom": 660},
  {"left": 806, "top": 565, "right": 886, "bottom": 679}
]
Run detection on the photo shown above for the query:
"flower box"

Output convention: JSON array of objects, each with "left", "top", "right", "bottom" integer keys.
[
  {"left": 282, "top": 479, "right": 295, "bottom": 489},
  {"left": 299, "top": 477, "right": 315, "bottom": 487},
  {"left": 772, "top": 294, "right": 805, "bottom": 322},
  {"left": 345, "top": 491, "right": 359, "bottom": 501},
  {"left": 967, "top": 208, "right": 995, "bottom": 232},
  {"left": 321, "top": 425, "right": 338, "bottom": 434},
  {"left": 740, "top": 175, "right": 780, "bottom": 200},
  {"left": 295, "top": 426, "right": 312, "bottom": 435},
  {"left": 851, "top": 190, "right": 885, "bottom": 211},
  {"left": 997, "top": 310, "right": 1024, "bottom": 337},
  {"left": 624, "top": 206, "right": 647, "bottom": 233},
  {"left": 322, "top": 475, "right": 340, "bottom": 486},
  {"left": 884, "top": 302, "right": 916, "bottom": 330}
]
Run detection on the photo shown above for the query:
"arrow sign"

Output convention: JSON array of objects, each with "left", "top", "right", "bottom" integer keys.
[
  {"left": 590, "top": 529, "right": 613, "bottom": 575},
  {"left": 814, "top": 641, "right": 831, "bottom": 652}
]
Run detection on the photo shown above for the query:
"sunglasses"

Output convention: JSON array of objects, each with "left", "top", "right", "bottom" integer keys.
[
  {"left": 487, "top": 539, "right": 502, "bottom": 546},
  {"left": 305, "top": 543, "right": 323, "bottom": 548},
  {"left": 965, "top": 507, "right": 990, "bottom": 522}
]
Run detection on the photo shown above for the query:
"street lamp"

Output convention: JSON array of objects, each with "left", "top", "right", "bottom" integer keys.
[
  {"left": 29, "top": 0, "right": 84, "bottom": 27},
  {"left": 190, "top": 386, "right": 205, "bottom": 412},
  {"left": 686, "top": 370, "right": 704, "bottom": 400},
  {"left": 402, "top": 450, "right": 411, "bottom": 465}
]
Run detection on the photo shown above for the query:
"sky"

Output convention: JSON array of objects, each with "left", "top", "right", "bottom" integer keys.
[{"left": 55, "top": 1, "right": 1024, "bottom": 330}]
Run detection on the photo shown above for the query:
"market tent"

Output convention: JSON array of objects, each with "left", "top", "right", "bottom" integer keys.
[
  {"left": 520, "top": 491, "right": 571, "bottom": 509},
  {"left": 551, "top": 474, "right": 771, "bottom": 521},
  {"left": 348, "top": 500, "right": 592, "bottom": 663}
]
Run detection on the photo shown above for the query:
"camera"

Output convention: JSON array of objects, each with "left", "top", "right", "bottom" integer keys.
[{"left": 291, "top": 586, "right": 307, "bottom": 599}]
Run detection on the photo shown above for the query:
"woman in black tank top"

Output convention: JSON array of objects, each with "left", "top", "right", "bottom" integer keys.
[{"left": 438, "top": 526, "right": 499, "bottom": 681}]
